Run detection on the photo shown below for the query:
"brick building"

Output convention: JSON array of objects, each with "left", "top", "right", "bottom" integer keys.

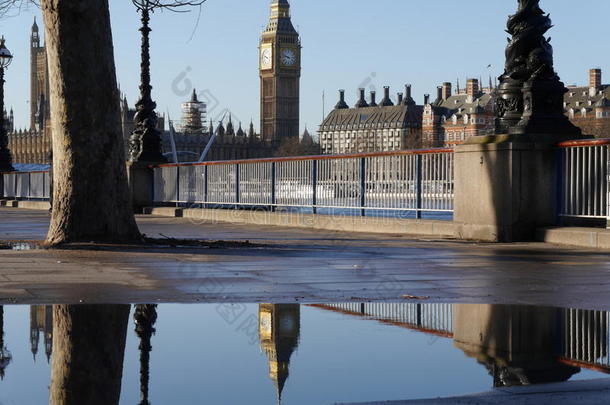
[
  {"left": 564, "top": 69, "right": 610, "bottom": 138},
  {"left": 422, "top": 78, "right": 495, "bottom": 147}
]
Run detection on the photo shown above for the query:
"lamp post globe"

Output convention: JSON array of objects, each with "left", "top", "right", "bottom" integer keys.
[
  {"left": 0, "top": 36, "right": 14, "bottom": 172},
  {"left": 0, "top": 37, "right": 12, "bottom": 68}
]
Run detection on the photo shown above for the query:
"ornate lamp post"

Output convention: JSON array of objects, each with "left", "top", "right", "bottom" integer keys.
[
  {"left": 0, "top": 36, "right": 14, "bottom": 172},
  {"left": 128, "top": 0, "right": 207, "bottom": 164},
  {"left": 495, "top": 0, "right": 580, "bottom": 137},
  {"left": 128, "top": 1, "right": 166, "bottom": 163}
]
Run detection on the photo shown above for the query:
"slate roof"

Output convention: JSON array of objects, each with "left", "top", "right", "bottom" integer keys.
[
  {"left": 564, "top": 85, "right": 610, "bottom": 110},
  {"left": 320, "top": 105, "right": 424, "bottom": 131},
  {"left": 432, "top": 92, "right": 495, "bottom": 118}
]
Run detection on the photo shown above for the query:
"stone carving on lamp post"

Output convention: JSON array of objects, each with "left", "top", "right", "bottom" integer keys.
[{"left": 495, "top": 0, "right": 580, "bottom": 137}]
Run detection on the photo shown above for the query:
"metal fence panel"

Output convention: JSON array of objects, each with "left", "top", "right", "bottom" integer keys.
[
  {"left": 178, "top": 165, "right": 204, "bottom": 203},
  {"left": 276, "top": 160, "right": 313, "bottom": 207},
  {"left": 207, "top": 164, "right": 237, "bottom": 204},
  {"left": 29, "top": 172, "right": 46, "bottom": 199},
  {"left": 2, "top": 173, "right": 16, "bottom": 198},
  {"left": 239, "top": 162, "right": 273, "bottom": 206},
  {"left": 316, "top": 157, "right": 361, "bottom": 209},
  {"left": 153, "top": 166, "right": 178, "bottom": 203},
  {"left": 15, "top": 173, "right": 30, "bottom": 198},
  {"left": 44, "top": 172, "right": 51, "bottom": 199},
  {"left": 561, "top": 145, "right": 608, "bottom": 219}
]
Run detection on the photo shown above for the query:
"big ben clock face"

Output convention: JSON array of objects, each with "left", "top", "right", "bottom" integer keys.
[
  {"left": 280, "top": 48, "right": 297, "bottom": 66},
  {"left": 261, "top": 47, "right": 273, "bottom": 69}
]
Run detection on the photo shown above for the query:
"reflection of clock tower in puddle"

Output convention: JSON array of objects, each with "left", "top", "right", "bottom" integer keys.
[
  {"left": 259, "top": 304, "right": 300, "bottom": 404},
  {"left": 260, "top": 0, "right": 301, "bottom": 146}
]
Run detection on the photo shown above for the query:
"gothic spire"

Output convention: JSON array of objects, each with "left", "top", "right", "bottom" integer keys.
[
  {"left": 264, "top": 0, "right": 297, "bottom": 34},
  {"left": 249, "top": 120, "right": 255, "bottom": 138}
]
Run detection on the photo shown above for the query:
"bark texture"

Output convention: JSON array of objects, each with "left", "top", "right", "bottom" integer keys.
[
  {"left": 42, "top": 0, "right": 141, "bottom": 245},
  {"left": 49, "top": 305, "right": 130, "bottom": 405}
]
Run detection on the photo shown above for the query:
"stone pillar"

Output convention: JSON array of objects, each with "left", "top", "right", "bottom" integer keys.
[
  {"left": 127, "top": 161, "right": 155, "bottom": 212},
  {"left": 454, "top": 137, "right": 560, "bottom": 242}
]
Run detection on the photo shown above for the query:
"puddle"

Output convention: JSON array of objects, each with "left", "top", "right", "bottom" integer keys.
[
  {"left": 0, "top": 241, "right": 40, "bottom": 250},
  {"left": 0, "top": 303, "right": 608, "bottom": 404}
]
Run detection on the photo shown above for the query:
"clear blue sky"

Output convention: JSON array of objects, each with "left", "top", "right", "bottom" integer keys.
[{"left": 1, "top": 0, "right": 610, "bottom": 135}]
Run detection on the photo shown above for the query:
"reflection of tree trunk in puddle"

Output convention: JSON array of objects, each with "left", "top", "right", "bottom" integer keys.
[{"left": 49, "top": 305, "right": 130, "bottom": 405}]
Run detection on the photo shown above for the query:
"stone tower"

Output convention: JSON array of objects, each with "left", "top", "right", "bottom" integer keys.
[
  {"left": 259, "top": 0, "right": 301, "bottom": 146},
  {"left": 30, "top": 18, "right": 50, "bottom": 131}
]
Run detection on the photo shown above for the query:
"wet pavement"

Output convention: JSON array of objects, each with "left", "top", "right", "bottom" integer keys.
[
  {"left": 1, "top": 302, "right": 609, "bottom": 405},
  {"left": 3, "top": 208, "right": 610, "bottom": 404},
  {"left": 1, "top": 207, "right": 610, "bottom": 307}
]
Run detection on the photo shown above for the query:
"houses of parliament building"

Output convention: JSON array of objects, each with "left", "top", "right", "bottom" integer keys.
[{"left": 7, "top": 0, "right": 309, "bottom": 165}]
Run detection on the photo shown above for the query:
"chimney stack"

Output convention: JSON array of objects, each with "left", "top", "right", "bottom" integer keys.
[
  {"left": 335, "top": 89, "right": 349, "bottom": 109},
  {"left": 380, "top": 86, "right": 394, "bottom": 106},
  {"left": 590, "top": 68, "right": 602, "bottom": 96},
  {"left": 466, "top": 79, "right": 479, "bottom": 98},
  {"left": 397, "top": 93, "right": 404, "bottom": 104},
  {"left": 403, "top": 84, "right": 415, "bottom": 106},
  {"left": 435, "top": 86, "right": 443, "bottom": 104},
  {"left": 369, "top": 91, "right": 378, "bottom": 107},
  {"left": 424, "top": 94, "right": 430, "bottom": 105},
  {"left": 442, "top": 82, "right": 452, "bottom": 100},
  {"left": 355, "top": 88, "right": 369, "bottom": 108}
]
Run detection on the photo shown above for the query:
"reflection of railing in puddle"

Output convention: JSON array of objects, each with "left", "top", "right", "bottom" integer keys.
[
  {"left": 312, "top": 302, "right": 453, "bottom": 338},
  {"left": 560, "top": 308, "right": 610, "bottom": 373},
  {"left": 312, "top": 303, "right": 610, "bottom": 377}
]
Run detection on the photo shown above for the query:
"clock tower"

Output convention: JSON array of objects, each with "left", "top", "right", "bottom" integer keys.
[{"left": 260, "top": 0, "right": 301, "bottom": 146}]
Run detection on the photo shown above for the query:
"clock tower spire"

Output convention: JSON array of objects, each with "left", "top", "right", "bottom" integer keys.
[{"left": 260, "top": 0, "right": 301, "bottom": 146}]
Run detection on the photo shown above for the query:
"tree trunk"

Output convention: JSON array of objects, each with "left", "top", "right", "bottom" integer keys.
[
  {"left": 41, "top": 0, "right": 141, "bottom": 245},
  {"left": 49, "top": 305, "right": 130, "bottom": 405}
]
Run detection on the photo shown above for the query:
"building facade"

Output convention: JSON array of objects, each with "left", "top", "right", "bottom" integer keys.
[
  {"left": 7, "top": 19, "right": 52, "bottom": 164},
  {"left": 564, "top": 68, "right": 610, "bottom": 138},
  {"left": 260, "top": 0, "right": 301, "bottom": 146},
  {"left": 318, "top": 85, "right": 424, "bottom": 154},
  {"left": 423, "top": 78, "right": 496, "bottom": 147}
]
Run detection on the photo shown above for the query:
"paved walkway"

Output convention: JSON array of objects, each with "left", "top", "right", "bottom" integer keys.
[
  {"left": 1, "top": 207, "right": 610, "bottom": 307},
  {"left": 338, "top": 378, "right": 610, "bottom": 405}
]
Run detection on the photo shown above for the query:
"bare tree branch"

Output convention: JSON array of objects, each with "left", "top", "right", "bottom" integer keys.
[
  {"left": 0, "top": 0, "right": 38, "bottom": 18},
  {"left": 131, "top": 0, "right": 207, "bottom": 13}
]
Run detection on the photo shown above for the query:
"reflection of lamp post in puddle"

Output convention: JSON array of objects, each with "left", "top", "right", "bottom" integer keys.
[
  {"left": 134, "top": 304, "right": 158, "bottom": 405},
  {"left": 0, "top": 306, "right": 12, "bottom": 379}
]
